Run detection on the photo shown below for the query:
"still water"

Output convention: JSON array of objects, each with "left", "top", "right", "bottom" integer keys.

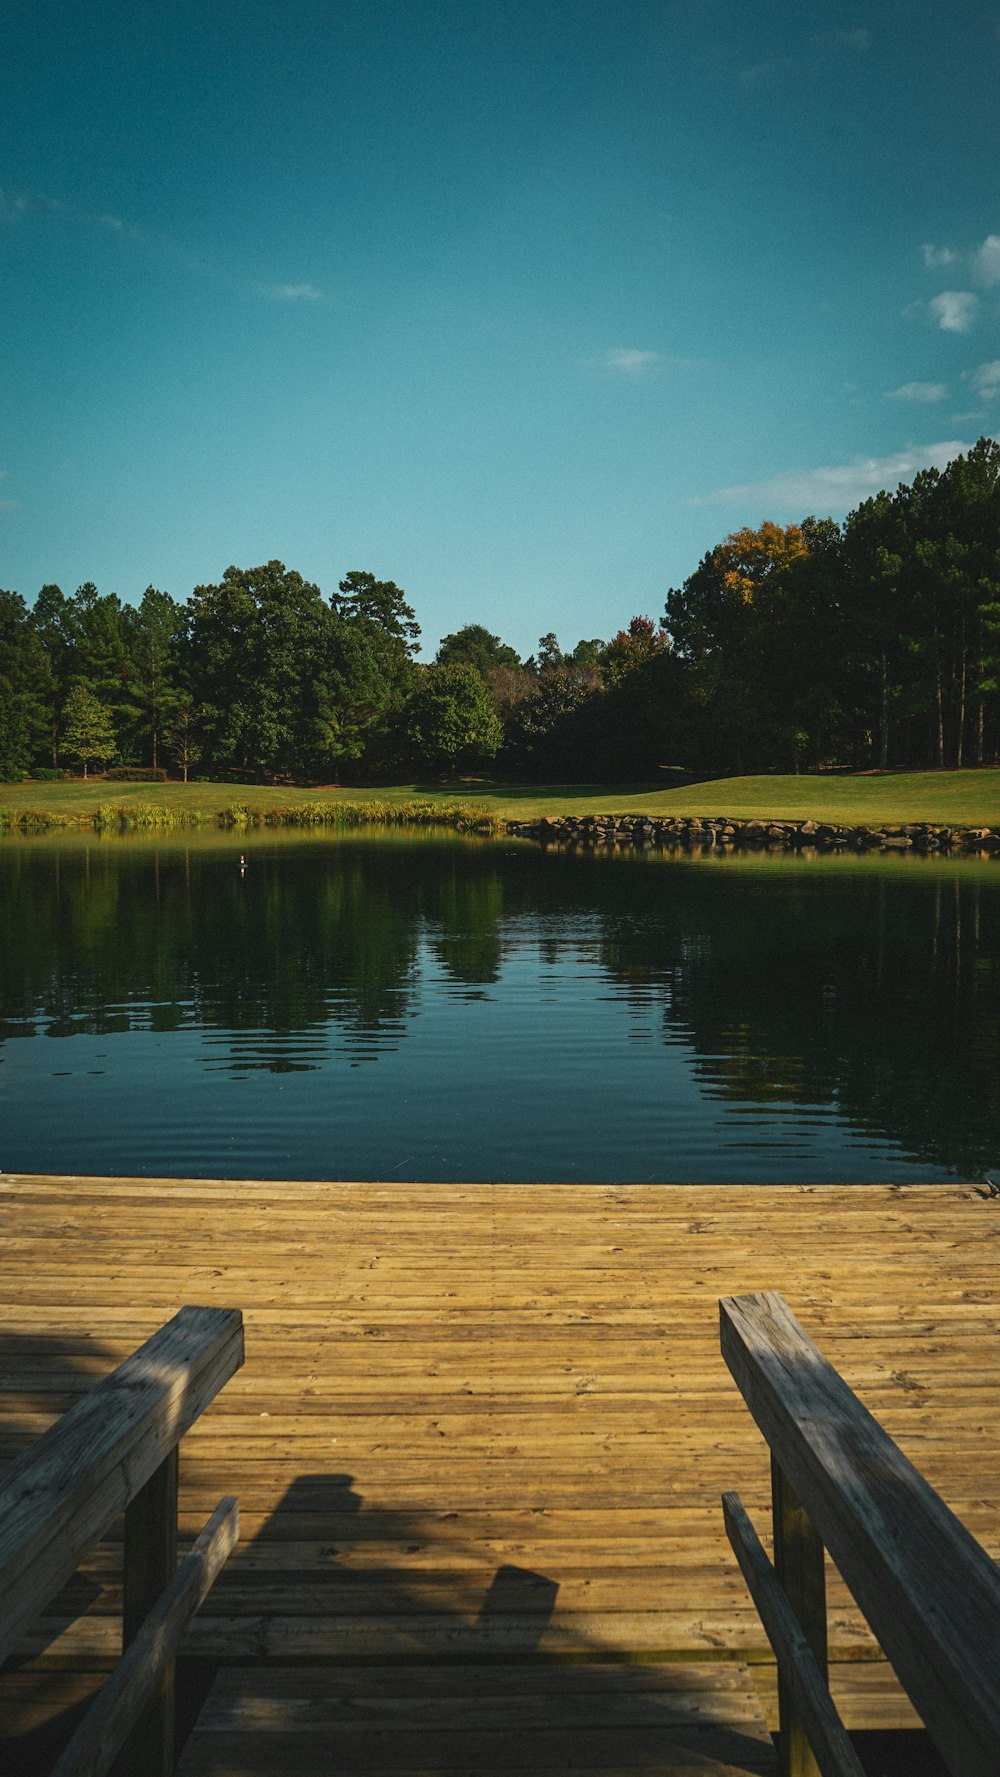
[{"left": 1, "top": 830, "right": 997, "bottom": 1183}]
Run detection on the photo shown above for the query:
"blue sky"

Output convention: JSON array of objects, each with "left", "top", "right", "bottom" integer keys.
[{"left": 2, "top": 0, "right": 999, "bottom": 657}]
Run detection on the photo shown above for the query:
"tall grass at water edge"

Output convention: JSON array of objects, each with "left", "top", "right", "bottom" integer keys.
[{"left": 0, "top": 798, "right": 504, "bottom": 835}]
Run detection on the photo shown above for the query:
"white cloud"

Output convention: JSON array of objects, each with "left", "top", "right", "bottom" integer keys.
[
  {"left": 929, "top": 291, "right": 979, "bottom": 332},
  {"left": 922, "top": 243, "right": 957, "bottom": 268},
  {"left": 600, "top": 348, "right": 662, "bottom": 376},
  {"left": 885, "top": 381, "right": 947, "bottom": 403},
  {"left": 690, "top": 441, "right": 977, "bottom": 514},
  {"left": 919, "top": 233, "right": 1000, "bottom": 287},
  {"left": 264, "top": 282, "right": 324, "bottom": 302},
  {"left": 973, "top": 234, "right": 1000, "bottom": 286},
  {"left": 971, "top": 359, "right": 1000, "bottom": 398}
]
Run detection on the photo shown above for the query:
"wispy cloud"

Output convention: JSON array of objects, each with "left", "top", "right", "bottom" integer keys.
[
  {"left": 262, "top": 282, "right": 325, "bottom": 303},
  {"left": 885, "top": 380, "right": 947, "bottom": 403},
  {"left": 812, "top": 28, "right": 870, "bottom": 52},
  {"left": 738, "top": 56, "right": 795, "bottom": 87},
  {"left": 971, "top": 359, "right": 1000, "bottom": 398},
  {"left": 0, "top": 186, "right": 61, "bottom": 220},
  {"left": 599, "top": 347, "right": 662, "bottom": 377},
  {"left": 929, "top": 290, "right": 979, "bottom": 332},
  {"left": 740, "top": 29, "right": 868, "bottom": 86},
  {"left": 922, "top": 242, "right": 956, "bottom": 268},
  {"left": 1, "top": 181, "right": 324, "bottom": 306},
  {"left": 690, "top": 441, "right": 977, "bottom": 515},
  {"left": 973, "top": 233, "right": 1000, "bottom": 286}
]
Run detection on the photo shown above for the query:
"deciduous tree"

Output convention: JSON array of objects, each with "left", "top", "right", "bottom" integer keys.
[
  {"left": 405, "top": 663, "right": 502, "bottom": 774},
  {"left": 187, "top": 561, "right": 338, "bottom": 778},
  {"left": 62, "top": 684, "right": 117, "bottom": 776}
]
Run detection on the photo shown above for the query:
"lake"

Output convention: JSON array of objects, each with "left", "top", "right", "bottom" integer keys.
[{"left": 1, "top": 830, "right": 998, "bottom": 1183}]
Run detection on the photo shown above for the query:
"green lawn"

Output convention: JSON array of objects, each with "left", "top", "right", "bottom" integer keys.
[
  {"left": 421, "top": 771, "right": 1000, "bottom": 825},
  {"left": 3, "top": 770, "right": 1000, "bottom": 827}
]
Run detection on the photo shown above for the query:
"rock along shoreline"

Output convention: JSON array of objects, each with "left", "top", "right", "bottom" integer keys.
[{"left": 505, "top": 813, "right": 1000, "bottom": 856}]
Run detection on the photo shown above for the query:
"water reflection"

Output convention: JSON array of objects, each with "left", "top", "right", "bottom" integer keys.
[{"left": 0, "top": 833, "right": 997, "bottom": 1180}]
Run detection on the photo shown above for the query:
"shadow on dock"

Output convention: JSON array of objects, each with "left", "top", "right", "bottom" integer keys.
[
  {"left": 0, "top": 1332, "right": 953, "bottom": 1776},
  {"left": 179, "top": 1468, "right": 780, "bottom": 1775}
]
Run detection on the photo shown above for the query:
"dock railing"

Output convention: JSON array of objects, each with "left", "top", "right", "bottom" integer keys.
[
  {"left": 720, "top": 1289, "right": 1000, "bottom": 1777},
  {"left": 0, "top": 1304, "right": 244, "bottom": 1777}
]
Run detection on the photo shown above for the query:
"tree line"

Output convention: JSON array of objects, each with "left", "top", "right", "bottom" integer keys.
[{"left": 1, "top": 437, "right": 999, "bottom": 785}]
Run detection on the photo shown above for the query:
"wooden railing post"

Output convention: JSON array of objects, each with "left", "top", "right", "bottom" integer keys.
[
  {"left": 772, "top": 1453, "right": 828, "bottom": 1777},
  {"left": 117, "top": 1447, "right": 179, "bottom": 1777}
]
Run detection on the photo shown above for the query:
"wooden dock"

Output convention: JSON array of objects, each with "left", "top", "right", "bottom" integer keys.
[{"left": 1, "top": 1173, "right": 999, "bottom": 1773}]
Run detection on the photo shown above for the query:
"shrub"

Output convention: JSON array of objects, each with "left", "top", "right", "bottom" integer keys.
[
  {"left": 106, "top": 766, "right": 168, "bottom": 782},
  {"left": 29, "top": 767, "right": 63, "bottom": 781},
  {"left": 96, "top": 801, "right": 175, "bottom": 830},
  {"left": 0, "top": 807, "right": 60, "bottom": 832},
  {"left": 253, "top": 798, "right": 502, "bottom": 833}
]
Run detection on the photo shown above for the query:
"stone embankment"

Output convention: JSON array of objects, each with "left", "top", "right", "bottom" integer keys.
[{"left": 506, "top": 813, "right": 1000, "bottom": 855}]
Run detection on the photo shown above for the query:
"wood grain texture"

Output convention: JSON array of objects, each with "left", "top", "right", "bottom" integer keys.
[
  {"left": 722, "top": 1493, "right": 863, "bottom": 1777},
  {"left": 721, "top": 1289, "right": 1000, "bottom": 1777},
  {"left": 0, "top": 1303, "right": 243, "bottom": 1666},
  {"left": 769, "top": 1458, "right": 826, "bottom": 1777},
  {"left": 120, "top": 1446, "right": 179, "bottom": 1777},
  {"left": 176, "top": 1659, "right": 777, "bottom": 1776},
  {"left": 51, "top": 1497, "right": 238, "bottom": 1777},
  {"left": 2, "top": 1174, "right": 999, "bottom": 1774}
]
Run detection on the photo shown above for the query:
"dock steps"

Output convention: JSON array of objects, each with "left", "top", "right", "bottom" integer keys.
[
  {"left": 2, "top": 1174, "right": 998, "bottom": 1772},
  {"left": 178, "top": 1659, "right": 777, "bottom": 1775}
]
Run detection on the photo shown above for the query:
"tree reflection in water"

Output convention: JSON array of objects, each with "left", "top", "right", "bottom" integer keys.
[{"left": 0, "top": 834, "right": 997, "bottom": 1179}]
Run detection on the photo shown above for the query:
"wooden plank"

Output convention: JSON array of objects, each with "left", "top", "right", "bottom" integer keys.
[
  {"left": 1, "top": 1176, "right": 998, "bottom": 1773},
  {"left": 751, "top": 1663, "right": 921, "bottom": 1733},
  {"left": 770, "top": 1457, "right": 827, "bottom": 1777},
  {"left": 178, "top": 1659, "right": 777, "bottom": 1776},
  {"left": 0, "top": 1306, "right": 244, "bottom": 1666},
  {"left": 722, "top": 1494, "right": 863, "bottom": 1777},
  {"left": 119, "top": 1447, "right": 179, "bottom": 1777},
  {"left": 50, "top": 1498, "right": 238, "bottom": 1777},
  {"left": 720, "top": 1290, "right": 1000, "bottom": 1777}
]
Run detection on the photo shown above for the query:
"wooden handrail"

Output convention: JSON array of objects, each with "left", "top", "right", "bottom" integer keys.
[
  {"left": 50, "top": 1497, "right": 239, "bottom": 1777},
  {"left": 720, "top": 1290, "right": 1000, "bottom": 1777},
  {"left": 722, "top": 1492, "right": 864, "bottom": 1777},
  {"left": 0, "top": 1304, "right": 244, "bottom": 1776}
]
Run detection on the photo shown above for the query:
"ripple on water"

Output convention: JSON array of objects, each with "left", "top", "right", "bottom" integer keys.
[{"left": 0, "top": 837, "right": 994, "bottom": 1182}]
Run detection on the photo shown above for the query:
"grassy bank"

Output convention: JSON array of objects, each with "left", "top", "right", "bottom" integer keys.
[
  {"left": 0, "top": 786, "right": 504, "bottom": 835},
  {"left": 2, "top": 770, "right": 1000, "bottom": 833}
]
